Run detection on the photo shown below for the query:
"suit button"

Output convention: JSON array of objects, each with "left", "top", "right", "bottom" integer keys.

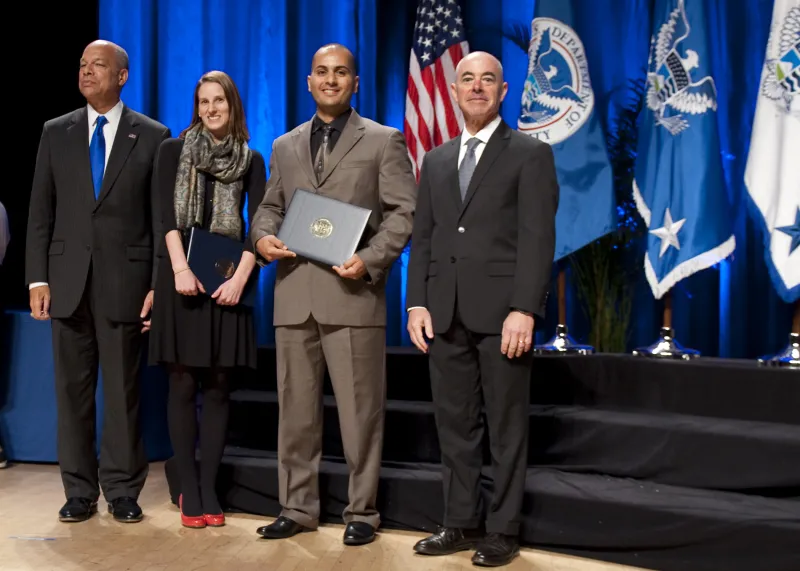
[
  {"left": 85, "top": 245, "right": 91, "bottom": 251},
  {"left": 458, "top": 226, "right": 465, "bottom": 233},
  {"left": 450, "top": 256, "right": 456, "bottom": 263}
]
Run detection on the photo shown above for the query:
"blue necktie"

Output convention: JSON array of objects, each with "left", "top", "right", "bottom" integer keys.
[{"left": 90, "top": 116, "right": 108, "bottom": 199}]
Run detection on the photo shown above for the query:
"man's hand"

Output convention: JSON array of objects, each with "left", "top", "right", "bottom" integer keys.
[
  {"left": 140, "top": 290, "right": 154, "bottom": 333},
  {"left": 29, "top": 285, "right": 51, "bottom": 321},
  {"left": 212, "top": 275, "right": 246, "bottom": 306},
  {"left": 407, "top": 307, "right": 434, "bottom": 353},
  {"left": 256, "top": 235, "right": 296, "bottom": 263},
  {"left": 501, "top": 310, "right": 534, "bottom": 358},
  {"left": 333, "top": 254, "right": 367, "bottom": 280}
]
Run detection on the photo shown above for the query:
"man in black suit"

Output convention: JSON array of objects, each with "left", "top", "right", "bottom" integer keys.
[
  {"left": 406, "top": 51, "right": 558, "bottom": 567},
  {"left": 25, "top": 40, "right": 170, "bottom": 523}
]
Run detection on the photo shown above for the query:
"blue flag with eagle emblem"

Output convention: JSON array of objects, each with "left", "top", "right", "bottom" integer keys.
[
  {"left": 633, "top": 0, "right": 736, "bottom": 299},
  {"left": 744, "top": 0, "right": 800, "bottom": 303},
  {"left": 518, "top": 0, "right": 616, "bottom": 261}
]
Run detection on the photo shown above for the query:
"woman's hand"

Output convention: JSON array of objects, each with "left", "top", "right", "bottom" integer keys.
[
  {"left": 212, "top": 275, "right": 246, "bottom": 306},
  {"left": 175, "top": 269, "right": 205, "bottom": 296}
]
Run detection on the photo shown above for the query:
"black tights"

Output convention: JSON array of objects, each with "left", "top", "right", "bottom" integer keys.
[{"left": 168, "top": 366, "right": 230, "bottom": 517}]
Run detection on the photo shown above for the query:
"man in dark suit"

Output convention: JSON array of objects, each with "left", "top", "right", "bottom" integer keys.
[
  {"left": 406, "top": 51, "right": 558, "bottom": 567},
  {"left": 25, "top": 40, "right": 170, "bottom": 523},
  {"left": 250, "top": 44, "right": 416, "bottom": 546}
]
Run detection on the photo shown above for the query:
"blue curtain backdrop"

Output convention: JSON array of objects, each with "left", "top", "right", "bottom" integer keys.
[{"left": 99, "top": 0, "right": 792, "bottom": 358}]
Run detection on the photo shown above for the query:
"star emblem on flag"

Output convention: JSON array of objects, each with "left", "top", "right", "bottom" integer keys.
[
  {"left": 650, "top": 208, "right": 686, "bottom": 258},
  {"left": 776, "top": 208, "right": 800, "bottom": 255}
]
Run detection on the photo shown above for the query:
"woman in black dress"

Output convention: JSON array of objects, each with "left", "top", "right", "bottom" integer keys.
[{"left": 149, "top": 70, "right": 265, "bottom": 528}]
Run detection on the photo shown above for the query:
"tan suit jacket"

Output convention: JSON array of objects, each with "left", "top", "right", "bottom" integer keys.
[{"left": 251, "top": 109, "right": 417, "bottom": 327}]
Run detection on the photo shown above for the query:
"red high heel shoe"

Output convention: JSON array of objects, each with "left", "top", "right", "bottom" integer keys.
[
  {"left": 179, "top": 494, "right": 206, "bottom": 528},
  {"left": 204, "top": 512, "right": 225, "bottom": 527}
]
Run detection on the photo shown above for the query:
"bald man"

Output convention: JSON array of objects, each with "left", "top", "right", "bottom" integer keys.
[
  {"left": 406, "top": 51, "right": 558, "bottom": 566},
  {"left": 26, "top": 40, "right": 170, "bottom": 523},
  {"left": 250, "top": 43, "right": 416, "bottom": 545}
]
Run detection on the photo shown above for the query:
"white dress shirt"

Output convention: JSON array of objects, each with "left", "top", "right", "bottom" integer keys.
[
  {"left": 408, "top": 115, "right": 503, "bottom": 312},
  {"left": 29, "top": 100, "right": 125, "bottom": 289},
  {"left": 87, "top": 100, "right": 124, "bottom": 174},
  {"left": 457, "top": 114, "right": 502, "bottom": 169}
]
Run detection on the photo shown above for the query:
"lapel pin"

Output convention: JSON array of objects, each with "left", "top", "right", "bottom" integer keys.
[{"left": 129, "top": 133, "right": 137, "bottom": 139}]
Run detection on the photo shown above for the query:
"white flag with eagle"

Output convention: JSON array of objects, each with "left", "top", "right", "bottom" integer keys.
[{"left": 744, "top": 0, "right": 800, "bottom": 303}]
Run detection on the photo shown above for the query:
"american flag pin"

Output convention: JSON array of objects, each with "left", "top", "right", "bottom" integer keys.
[{"left": 129, "top": 133, "right": 137, "bottom": 139}]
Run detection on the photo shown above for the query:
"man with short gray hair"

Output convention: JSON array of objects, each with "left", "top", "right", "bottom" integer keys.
[{"left": 406, "top": 51, "right": 559, "bottom": 567}]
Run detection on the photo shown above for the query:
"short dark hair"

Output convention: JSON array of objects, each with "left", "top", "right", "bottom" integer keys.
[{"left": 112, "top": 44, "right": 129, "bottom": 71}]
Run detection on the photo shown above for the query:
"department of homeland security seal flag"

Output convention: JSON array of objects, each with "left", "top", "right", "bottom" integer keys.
[
  {"left": 518, "top": 0, "right": 616, "bottom": 261},
  {"left": 633, "top": 0, "right": 735, "bottom": 299},
  {"left": 744, "top": 0, "right": 800, "bottom": 303}
]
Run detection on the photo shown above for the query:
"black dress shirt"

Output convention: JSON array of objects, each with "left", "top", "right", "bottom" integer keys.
[{"left": 310, "top": 107, "right": 353, "bottom": 160}]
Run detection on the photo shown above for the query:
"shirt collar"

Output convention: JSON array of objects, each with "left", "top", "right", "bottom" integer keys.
[
  {"left": 312, "top": 107, "right": 352, "bottom": 134},
  {"left": 461, "top": 114, "right": 502, "bottom": 147},
  {"left": 87, "top": 100, "right": 124, "bottom": 128}
]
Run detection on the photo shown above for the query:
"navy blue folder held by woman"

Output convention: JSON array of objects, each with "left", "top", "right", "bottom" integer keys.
[{"left": 186, "top": 227, "right": 257, "bottom": 307}]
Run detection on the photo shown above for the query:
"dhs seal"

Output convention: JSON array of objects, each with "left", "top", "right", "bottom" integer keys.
[
  {"left": 760, "top": 5, "right": 800, "bottom": 118},
  {"left": 310, "top": 218, "right": 333, "bottom": 239},
  {"left": 518, "top": 17, "right": 594, "bottom": 144},
  {"left": 645, "top": 0, "right": 718, "bottom": 136}
]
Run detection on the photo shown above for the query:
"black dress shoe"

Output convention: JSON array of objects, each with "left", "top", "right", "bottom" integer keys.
[
  {"left": 413, "top": 527, "right": 480, "bottom": 556},
  {"left": 257, "top": 516, "right": 307, "bottom": 539},
  {"left": 471, "top": 533, "right": 520, "bottom": 567},
  {"left": 58, "top": 498, "right": 98, "bottom": 522},
  {"left": 343, "top": 522, "right": 376, "bottom": 546},
  {"left": 107, "top": 497, "right": 143, "bottom": 523}
]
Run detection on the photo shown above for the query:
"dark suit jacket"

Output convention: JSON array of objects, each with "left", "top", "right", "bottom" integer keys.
[
  {"left": 406, "top": 119, "right": 559, "bottom": 335},
  {"left": 25, "top": 104, "right": 171, "bottom": 322},
  {"left": 251, "top": 109, "right": 417, "bottom": 327}
]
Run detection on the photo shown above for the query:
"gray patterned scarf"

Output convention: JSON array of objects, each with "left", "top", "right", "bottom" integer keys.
[{"left": 173, "top": 125, "right": 253, "bottom": 240}]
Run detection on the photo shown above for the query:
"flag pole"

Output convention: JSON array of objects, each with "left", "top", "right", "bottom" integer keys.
[
  {"left": 632, "top": 290, "right": 700, "bottom": 360},
  {"left": 534, "top": 265, "right": 594, "bottom": 355},
  {"left": 757, "top": 300, "right": 800, "bottom": 368},
  {"left": 662, "top": 290, "right": 673, "bottom": 329}
]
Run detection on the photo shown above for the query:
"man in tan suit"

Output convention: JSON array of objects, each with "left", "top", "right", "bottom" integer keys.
[{"left": 250, "top": 43, "right": 416, "bottom": 546}]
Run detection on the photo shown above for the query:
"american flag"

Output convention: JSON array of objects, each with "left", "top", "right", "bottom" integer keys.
[{"left": 404, "top": 0, "right": 469, "bottom": 181}]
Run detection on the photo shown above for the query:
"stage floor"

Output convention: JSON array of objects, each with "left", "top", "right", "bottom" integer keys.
[{"left": 0, "top": 463, "right": 648, "bottom": 571}]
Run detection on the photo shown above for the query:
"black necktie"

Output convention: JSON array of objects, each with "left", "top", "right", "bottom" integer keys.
[{"left": 314, "top": 125, "right": 333, "bottom": 183}]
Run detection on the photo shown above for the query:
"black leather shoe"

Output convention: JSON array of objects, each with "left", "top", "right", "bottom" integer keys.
[
  {"left": 413, "top": 527, "right": 480, "bottom": 556},
  {"left": 58, "top": 498, "right": 98, "bottom": 522},
  {"left": 343, "top": 522, "right": 376, "bottom": 546},
  {"left": 471, "top": 533, "right": 520, "bottom": 567},
  {"left": 257, "top": 516, "right": 307, "bottom": 539},
  {"left": 107, "top": 497, "right": 143, "bottom": 523}
]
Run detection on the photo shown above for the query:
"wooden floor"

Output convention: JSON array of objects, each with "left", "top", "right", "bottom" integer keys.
[{"left": 0, "top": 463, "right": 649, "bottom": 571}]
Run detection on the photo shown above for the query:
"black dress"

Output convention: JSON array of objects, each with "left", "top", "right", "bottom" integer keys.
[{"left": 148, "top": 138, "right": 266, "bottom": 370}]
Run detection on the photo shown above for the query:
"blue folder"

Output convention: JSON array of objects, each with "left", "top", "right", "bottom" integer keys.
[{"left": 186, "top": 227, "right": 257, "bottom": 308}]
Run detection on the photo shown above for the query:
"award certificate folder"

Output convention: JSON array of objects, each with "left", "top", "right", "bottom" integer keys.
[
  {"left": 186, "top": 227, "right": 257, "bottom": 307},
  {"left": 277, "top": 188, "right": 372, "bottom": 267}
]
